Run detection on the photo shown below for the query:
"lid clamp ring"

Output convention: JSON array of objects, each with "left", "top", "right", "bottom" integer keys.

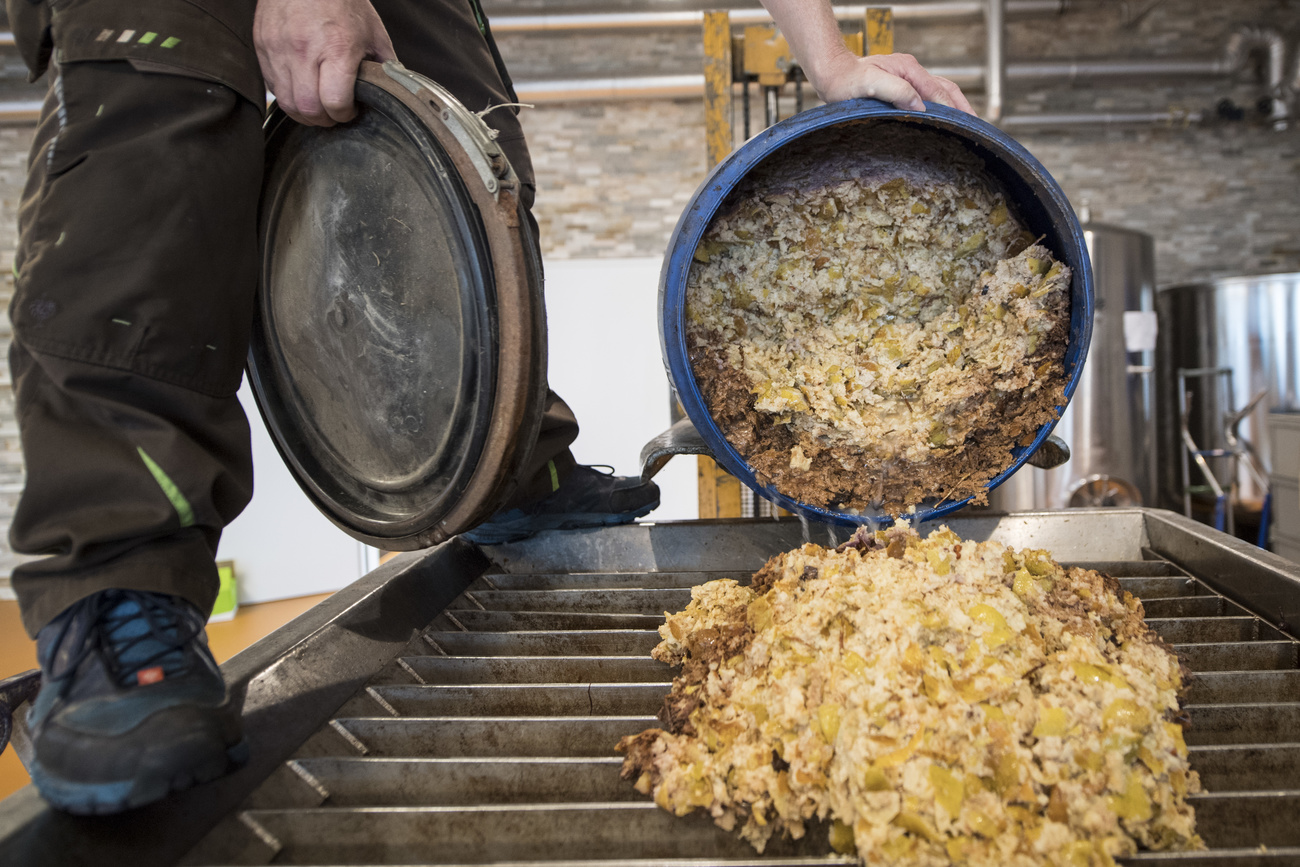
[{"left": 382, "top": 59, "right": 512, "bottom": 199}]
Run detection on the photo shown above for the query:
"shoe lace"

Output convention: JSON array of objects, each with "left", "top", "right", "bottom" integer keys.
[
  {"left": 585, "top": 464, "right": 616, "bottom": 476},
  {"left": 46, "top": 590, "right": 204, "bottom": 695}
]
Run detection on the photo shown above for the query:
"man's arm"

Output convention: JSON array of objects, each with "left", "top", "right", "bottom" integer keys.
[
  {"left": 254, "top": 0, "right": 397, "bottom": 127},
  {"left": 760, "top": 0, "right": 974, "bottom": 114}
]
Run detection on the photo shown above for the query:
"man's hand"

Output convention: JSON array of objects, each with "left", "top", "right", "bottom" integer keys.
[
  {"left": 760, "top": 0, "right": 974, "bottom": 115},
  {"left": 254, "top": 0, "right": 397, "bottom": 127},
  {"left": 808, "top": 51, "right": 973, "bottom": 115}
]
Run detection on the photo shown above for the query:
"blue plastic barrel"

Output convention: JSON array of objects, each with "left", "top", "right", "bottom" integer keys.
[{"left": 660, "top": 99, "right": 1094, "bottom": 526}]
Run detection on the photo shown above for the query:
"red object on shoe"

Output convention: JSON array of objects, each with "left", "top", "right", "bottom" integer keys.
[{"left": 136, "top": 666, "right": 165, "bottom": 685}]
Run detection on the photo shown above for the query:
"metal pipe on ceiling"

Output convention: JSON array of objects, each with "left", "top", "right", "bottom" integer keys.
[
  {"left": 1223, "top": 26, "right": 1288, "bottom": 130},
  {"left": 510, "top": 48, "right": 1266, "bottom": 103},
  {"left": 486, "top": 0, "right": 1067, "bottom": 33},
  {"left": 901, "top": 50, "right": 1286, "bottom": 90},
  {"left": 1006, "top": 29, "right": 1285, "bottom": 85},
  {"left": 1000, "top": 109, "right": 1205, "bottom": 128},
  {"left": 1008, "top": 59, "right": 1224, "bottom": 80},
  {"left": 838, "top": 59, "right": 1229, "bottom": 89},
  {"left": 515, "top": 75, "right": 705, "bottom": 103},
  {"left": 514, "top": 76, "right": 1209, "bottom": 130},
  {"left": 513, "top": 82, "right": 1215, "bottom": 133}
]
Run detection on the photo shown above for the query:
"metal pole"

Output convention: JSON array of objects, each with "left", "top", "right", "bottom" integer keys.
[
  {"left": 742, "top": 77, "right": 751, "bottom": 138},
  {"left": 985, "top": 0, "right": 1005, "bottom": 124},
  {"left": 764, "top": 85, "right": 780, "bottom": 127}
]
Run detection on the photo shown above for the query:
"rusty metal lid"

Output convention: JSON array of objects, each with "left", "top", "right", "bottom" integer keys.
[{"left": 249, "top": 61, "right": 546, "bottom": 550}]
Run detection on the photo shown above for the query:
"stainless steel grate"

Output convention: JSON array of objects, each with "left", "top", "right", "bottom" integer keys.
[{"left": 174, "top": 510, "right": 1300, "bottom": 867}]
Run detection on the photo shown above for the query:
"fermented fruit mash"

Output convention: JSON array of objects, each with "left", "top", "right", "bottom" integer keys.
[
  {"left": 685, "top": 123, "right": 1071, "bottom": 513},
  {"left": 617, "top": 526, "right": 1201, "bottom": 866}
]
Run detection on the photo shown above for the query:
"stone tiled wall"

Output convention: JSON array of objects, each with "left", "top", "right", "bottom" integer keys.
[
  {"left": 509, "top": 0, "right": 1300, "bottom": 288},
  {"left": 1018, "top": 124, "right": 1300, "bottom": 285},
  {"left": 519, "top": 98, "right": 1300, "bottom": 287},
  {"left": 524, "top": 101, "right": 707, "bottom": 258},
  {"left": 495, "top": 29, "right": 702, "bottom": 81}
]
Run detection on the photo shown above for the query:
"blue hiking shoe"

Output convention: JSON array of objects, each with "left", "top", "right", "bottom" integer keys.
[
  {"left": 464, "top": 464, "right": 660, "bottom": 545},
  {"left": 27, "top": 589, "right": 247, "bottom": 815}
]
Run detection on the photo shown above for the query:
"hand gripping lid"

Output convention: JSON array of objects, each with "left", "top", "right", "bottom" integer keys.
[{"left": 248, "top": 60, "right": 547, "bottom": 549}]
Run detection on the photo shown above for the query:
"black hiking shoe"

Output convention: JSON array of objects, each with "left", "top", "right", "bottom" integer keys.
[
  {"left": 27, "top": 589, "right": 247, "bottom": 814},
  {"left": 464, "top": 464, "right": 661, "bottom": 545}
]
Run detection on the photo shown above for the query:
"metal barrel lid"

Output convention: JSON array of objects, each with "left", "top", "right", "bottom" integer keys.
[
  {"left": 659, "top": 98, "right": 1095, "bottom": 526},
  {"left": 249, "top": 60, "right": 547, "bottom": 550}
]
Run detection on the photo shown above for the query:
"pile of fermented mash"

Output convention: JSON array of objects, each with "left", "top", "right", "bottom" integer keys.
[
  {"left": 685, "top": 123, "right": 1071, "bottom": 513},
  {"left": 618, "top": 526, "right": 1201, "bottom": 866}
]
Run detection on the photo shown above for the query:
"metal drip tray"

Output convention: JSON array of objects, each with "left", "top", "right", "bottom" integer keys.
[{"left": 3, "top": 510, "right": 1299, "bottom": 865}]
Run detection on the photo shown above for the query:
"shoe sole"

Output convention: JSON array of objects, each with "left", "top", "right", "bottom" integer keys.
[
  {"left": 464, "top": 498, "right": 661, "bottom": 546},
  {"left": 29, "top": 738, "right": 248, "bottom": 816}
]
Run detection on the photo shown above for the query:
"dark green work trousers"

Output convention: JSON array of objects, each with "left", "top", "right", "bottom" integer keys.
[{"left": 8, "top": 0, "right": 578, "bottom": 635}]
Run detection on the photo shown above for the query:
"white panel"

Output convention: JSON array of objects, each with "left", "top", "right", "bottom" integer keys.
[
  {"left": 1271, "top": 476, "right": 1300, "bottom": 543},
  {"left": 1122, "top": 310, "right": 1158, "bottom": 352},
  {"left": 217, "top": 383, "right": 369, "bottom": 605},
  {"left": 542, "top": 257, "right": 697, "bottom": 522},
  {"left": 1269, "top": 412, "right": 1300, "bottom": 481}
]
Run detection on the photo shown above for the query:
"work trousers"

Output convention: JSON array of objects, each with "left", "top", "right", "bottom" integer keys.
[{"left": 8, "top": 0, "right": 579, "bottom": 636}]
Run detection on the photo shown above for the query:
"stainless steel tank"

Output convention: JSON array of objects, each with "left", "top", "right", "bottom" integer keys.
[
  {"left": 1155, "top": 273, "right": 1300, "bottom": 511},
  {"left": 988, "top": 222, "right": 1157, "bottom": 510}
]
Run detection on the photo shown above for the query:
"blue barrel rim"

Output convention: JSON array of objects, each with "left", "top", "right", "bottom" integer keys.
[{"left": 660, "top": 98, "right": 1095, "bottom": 526}]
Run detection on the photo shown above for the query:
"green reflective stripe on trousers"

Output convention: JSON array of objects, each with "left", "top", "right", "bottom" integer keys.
[
  {"left": 467, "top": 0, "right": 489, "bottom": 36},
  {"left": 548, "top": 460, "right": 560, "bottom": 493},
  {"left": 137, "top": 447, "right": 195, "bottom": 528}
]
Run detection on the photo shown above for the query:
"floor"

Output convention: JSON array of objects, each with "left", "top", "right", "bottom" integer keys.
[{"left": 0, "top": 593, "right": 333, "bottom": 803}]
